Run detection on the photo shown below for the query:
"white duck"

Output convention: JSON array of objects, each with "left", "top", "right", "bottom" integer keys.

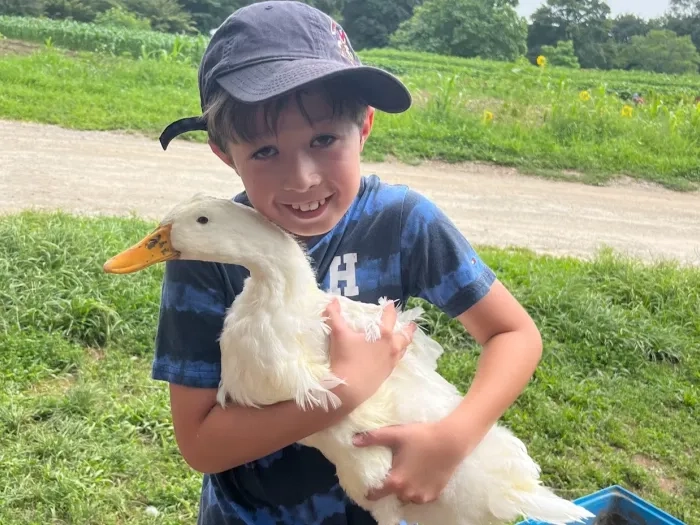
[{"left": 103, "top": 194, "right": 594, "bottom": 525}]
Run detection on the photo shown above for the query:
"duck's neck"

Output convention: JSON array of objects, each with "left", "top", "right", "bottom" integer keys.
[{"left": 238, "top": 239, "right": 321, "bottom": 308}]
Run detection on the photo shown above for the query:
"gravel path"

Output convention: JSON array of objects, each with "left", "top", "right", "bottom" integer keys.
[{"left": 2, "top": 119, "right": 699, "bottom": 265}]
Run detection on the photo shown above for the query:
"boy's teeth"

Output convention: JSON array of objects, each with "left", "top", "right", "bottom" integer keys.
[{"left": 291, "top": 198, "right": 326, "bottom": 212}]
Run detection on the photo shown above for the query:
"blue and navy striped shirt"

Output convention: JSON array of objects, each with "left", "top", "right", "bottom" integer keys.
[{"left": 153, "top": 174, "right": 496, "bottom": 524}]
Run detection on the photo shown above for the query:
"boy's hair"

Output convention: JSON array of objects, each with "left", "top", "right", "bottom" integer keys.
[{"left": 204, "top": 77, "right": 369, "bottom": 153}]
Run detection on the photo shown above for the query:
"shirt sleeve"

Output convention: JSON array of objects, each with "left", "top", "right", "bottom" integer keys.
[
  {"left": 152, "top": 259, "right": 235, "bottom": 389},
  {"left": 400, "top": 188, "right": 496, "bottom": 318}
]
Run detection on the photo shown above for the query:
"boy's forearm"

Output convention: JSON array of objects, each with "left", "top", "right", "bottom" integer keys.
[
  {"left": 184, "top": 384, "right": 358, "bottom": 474},
  {"left": 440, "top": 326, "right": 542, "bottom": 450}
]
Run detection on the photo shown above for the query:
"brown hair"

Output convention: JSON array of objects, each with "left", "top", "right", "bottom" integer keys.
[{"left": 203, "top": 77, "right": 369, "bottom": 154}]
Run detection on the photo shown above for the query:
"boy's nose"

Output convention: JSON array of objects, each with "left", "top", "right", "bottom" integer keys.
[{"left": 283, "top": 156, "right": 322, "bottom": 192}]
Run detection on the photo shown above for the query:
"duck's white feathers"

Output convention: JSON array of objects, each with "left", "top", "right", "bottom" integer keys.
[{"left": 160, "top": 195, "right": 593, "bottom": 525}]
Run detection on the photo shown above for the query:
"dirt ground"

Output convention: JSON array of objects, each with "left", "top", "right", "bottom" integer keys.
[
  {"left": 0, "top": 39, "right": 39, "bottom": 56},
  {"left": 2, "top": 119, "right": 699, "bottom": 265}
]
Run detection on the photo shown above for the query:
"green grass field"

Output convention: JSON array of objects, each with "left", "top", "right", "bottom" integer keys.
[
  {"left": 1, "top": 211, "right": 698, "bottom": 523},
  {"left": 1, "top": 15, "right": 700, "bottom": 189}
]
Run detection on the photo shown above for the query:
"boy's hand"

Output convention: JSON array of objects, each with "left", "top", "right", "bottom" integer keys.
[
  {"left": 324, "top": 298, "right": 415, "bottom": 409},
  {"left": 353, "top": 421, "right": 473, "bottom": 505}
]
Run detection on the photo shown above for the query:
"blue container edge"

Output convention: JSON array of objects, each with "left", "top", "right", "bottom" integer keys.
[{"left": 515, "top": 484, "right": 686, "bottom": 525}]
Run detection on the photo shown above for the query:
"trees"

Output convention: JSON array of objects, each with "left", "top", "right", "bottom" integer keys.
[
  {"left": 539, "top": 40, "right": 580, "bottom": 68},
  {"left": 340, "top": 0, "right": 421, "bottom": 50},
  {"left": 525, "top": 0, "right": 700, "bottom": 73},
  {"left": 0, "top": 0, "right": 45, "bottom": 16},
  {"left": 527, "top": 0, "right": 613, "bottom": 69},
  {"left": 177, "top": 0, "right": 242, "bottom": 33},
  {"left": 617, "top": 29, "right": 700, "bottom": 74},
  {"left": 390, "top": 0, "right": 527, "bottom": 61},
  {"left": 664, "top": 0, "right": 700, "bottom": 53},
  {"left": 610, "top": 14, "right": 659, "bottom": 45}
]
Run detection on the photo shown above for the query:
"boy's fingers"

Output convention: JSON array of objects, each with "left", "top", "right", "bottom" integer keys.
[
  {"left": 407, "top": 322, "right": 417, "bottom": 336},
  {"left": 323, "top": 298, "right": 342, "bottom": 328},
  {"left": 324, "top": 297, "right": 339, "bottom": 313},
  {"left": 400, "top": 322, "right": 417, "bottom": 345},
  {"left": 380, "top": 300, "right": 398, "bottom": 331},
  {"left": 325, "top": 298, "right": 355, "bottom": 339}
]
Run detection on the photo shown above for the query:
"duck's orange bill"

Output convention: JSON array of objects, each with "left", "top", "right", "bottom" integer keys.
[{"left": 103, "top": 224, "right": 179, "bottom": 274}]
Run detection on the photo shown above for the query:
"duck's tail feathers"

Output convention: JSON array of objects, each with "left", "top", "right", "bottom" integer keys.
[{"left": 493, "top": 485, "right": 595, "bottom": 525}]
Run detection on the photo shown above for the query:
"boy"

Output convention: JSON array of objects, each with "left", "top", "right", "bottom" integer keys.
[{"left": 155, "top": 1, "right": 543, "bottom": 524}]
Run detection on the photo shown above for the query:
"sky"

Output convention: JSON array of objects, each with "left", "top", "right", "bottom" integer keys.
[{"left": 516, "top": 0, "right": 672, "bottom": 21}]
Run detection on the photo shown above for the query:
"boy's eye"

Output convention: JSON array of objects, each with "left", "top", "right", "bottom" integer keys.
[
  {"left": 311, "top": 135, "right": 337, "bottom": 148},
  {"left": 251, "top": 146, "right": 277, "bottom": 160}
]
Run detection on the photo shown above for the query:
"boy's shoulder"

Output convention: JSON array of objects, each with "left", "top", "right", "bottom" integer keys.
[
  {"left": 339, "top": 173, "right": 443, "bottom": 229},
  {"left": 352, "top": 174, "right": 462, "bottom": 239},
  {"left": 355, "top": 175, "right": 496, "bottom": 319}
]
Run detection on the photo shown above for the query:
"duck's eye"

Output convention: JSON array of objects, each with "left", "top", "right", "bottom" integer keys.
[{"left": 197, "top": 216, "right": 209, "bottom": 225}]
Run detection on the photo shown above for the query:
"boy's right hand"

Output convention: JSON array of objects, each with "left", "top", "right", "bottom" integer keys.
[{"left": 324, "top": 298, "right": 416, "bottom": 409}]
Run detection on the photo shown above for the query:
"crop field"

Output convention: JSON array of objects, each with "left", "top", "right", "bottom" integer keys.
[{"left": 1, "top": 15, "right": 699, "bottom": 189}]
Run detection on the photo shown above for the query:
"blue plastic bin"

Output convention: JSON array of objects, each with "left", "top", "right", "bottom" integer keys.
[{"left": 516, "top": 484, "right": 685, "bottom": 525}]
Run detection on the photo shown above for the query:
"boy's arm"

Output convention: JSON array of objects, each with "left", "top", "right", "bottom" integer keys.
[
  {"left": 355, "top": 189, "right": 542, "bottom": 503},
  {"left": 443, "top": 279, "right": 542, "bottom": 450},
  {"left": 169, "top": 381, "right": 352, "bottom": 474},
  {"left": 397, "top": 186, "right": 542, "bottom": 436}
]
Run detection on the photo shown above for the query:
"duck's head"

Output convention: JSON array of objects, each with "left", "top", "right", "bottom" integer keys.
[{"left": 103, "top": 193, "right": 293, "bottom": 274}]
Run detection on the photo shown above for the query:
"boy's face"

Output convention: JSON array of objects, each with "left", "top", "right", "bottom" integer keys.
[{"left": 210, "top": 90, "right": 374, "bottom": 239}]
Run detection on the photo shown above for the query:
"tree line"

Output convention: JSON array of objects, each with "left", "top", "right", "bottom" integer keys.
[{"left": 2, "top": 0, "right": 699, "bottom": 74}]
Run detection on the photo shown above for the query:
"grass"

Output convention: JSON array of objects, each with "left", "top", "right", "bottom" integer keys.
[
  {"left": 1, "top": 26, "right": 700, "bottom": 189},
  {"left": 1, "top": 211, "right": 698, "bottom": 523}
]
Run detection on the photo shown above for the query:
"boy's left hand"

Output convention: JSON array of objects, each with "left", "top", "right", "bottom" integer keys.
[{"left": 353, "top": 421, "right": 472, "bottom": 504}]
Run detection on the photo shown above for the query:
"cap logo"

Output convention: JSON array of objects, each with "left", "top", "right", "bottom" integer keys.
[{"left": 330, "top": 19, "right": 358, "bottom": 65}]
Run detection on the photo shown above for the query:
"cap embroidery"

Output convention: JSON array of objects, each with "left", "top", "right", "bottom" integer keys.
[{"left": 330, "top": 20, "right": 358, "bottom": 65}]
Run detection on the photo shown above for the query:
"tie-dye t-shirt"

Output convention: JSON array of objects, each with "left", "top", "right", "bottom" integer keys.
[{"left": 152, "top": 174, "right": 496, "bottom": 524}]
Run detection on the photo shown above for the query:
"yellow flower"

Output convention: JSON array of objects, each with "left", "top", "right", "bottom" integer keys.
[
  {"left": 621, "top": 105, "right": 633, "bottom": 118},
  {"left": 536, "top": 55, "right": 546, "bottom": 67},
  {"left": 579, "top": 90, "right": 591, "bottom": 102},
  {"left": 483, "top": 110, "right": 494, "bottom": 123}
]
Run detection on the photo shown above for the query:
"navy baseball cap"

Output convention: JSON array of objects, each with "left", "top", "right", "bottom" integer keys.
[{"left": 159, "top": 0, "right": 412, "bottom": 150}]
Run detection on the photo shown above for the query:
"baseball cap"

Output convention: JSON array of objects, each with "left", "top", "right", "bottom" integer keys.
[{"left": 159, "top": 0, "right": 412, "bottom": 150}]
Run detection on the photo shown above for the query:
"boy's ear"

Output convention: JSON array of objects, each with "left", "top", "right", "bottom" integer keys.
[
  {"left": 208, "top": 140, "right": 238, "bottom": 172},
  {"left": 360, "top": 107, "right": 375, "bottom": 151}
]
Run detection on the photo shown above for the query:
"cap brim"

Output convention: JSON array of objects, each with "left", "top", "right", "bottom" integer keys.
[
  {"left": 158, "top": 59, "right": 412, "bottom": 151},
  {"left": 217, "top": 59, "right": 412, "bottom": 114}
]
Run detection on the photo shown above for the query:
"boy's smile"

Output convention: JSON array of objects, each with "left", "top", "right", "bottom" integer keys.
[
  {"left": 211, "top": 88, "right": 374, "bottom": 239},
  {"left": 284, "top": 195, "right": 332, "bottom": 218}
]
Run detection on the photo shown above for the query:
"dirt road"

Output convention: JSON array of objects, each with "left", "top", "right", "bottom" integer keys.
[{"left": 2, "top": 119, "right": 699, "bottom": 265}]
